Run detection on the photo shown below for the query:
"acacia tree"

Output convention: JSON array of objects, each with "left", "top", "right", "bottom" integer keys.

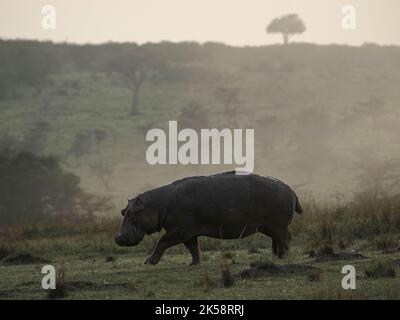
[
  {"left": 114, "top": 46, "right": 148, "bottom": 116},
  {"left": 106, "top": 44, "right": 164, "bottom": 115},
  {"left": 266, "top": 14, "right": 306, "bottom": 45}
]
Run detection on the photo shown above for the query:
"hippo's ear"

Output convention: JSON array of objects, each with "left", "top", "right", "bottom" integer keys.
[
  {"left": 134, "top": 195, "right": 147, "bottom": 211},
  {"left": 132, "top": 201, "right": 157, "bottom": 233}
]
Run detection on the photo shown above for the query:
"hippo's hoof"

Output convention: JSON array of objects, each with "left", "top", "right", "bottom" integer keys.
[{"left": 144, "top": 257, "right": 157, "bottom": 265}]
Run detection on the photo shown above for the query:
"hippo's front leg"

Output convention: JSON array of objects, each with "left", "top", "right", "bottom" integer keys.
[{"left": 144, "top": 230, "right": 182, "bottom": 265}]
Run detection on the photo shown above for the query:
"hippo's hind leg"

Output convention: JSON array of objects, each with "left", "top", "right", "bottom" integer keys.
[
  {"left": 144, "top": 230, "right": 182, "bottom": 265},
  {"left": 272, "top": 239, "right": 286, "bottom": 258},
  {"left": 272, "top": 228, "right": 291, "bottom": 258},
  {"left": 259, "top": 226, "right": 290, "bottom": 258},
  {"left": 184, "top": 237, "right": 200, "bottom": 265}
]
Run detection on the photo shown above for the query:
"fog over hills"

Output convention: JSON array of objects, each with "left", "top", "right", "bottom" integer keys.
[{"left": 1, "top": 40, "right": 399, "bottom": 207}]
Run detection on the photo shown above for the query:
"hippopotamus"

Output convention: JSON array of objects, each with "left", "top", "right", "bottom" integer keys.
[{"left": 115, "top": 171, "right": 303, "bottom": 265}]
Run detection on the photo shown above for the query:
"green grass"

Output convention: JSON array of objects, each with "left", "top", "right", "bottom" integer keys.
[{"left": 1, "top": 235, "right": 399, "bottom": 300}]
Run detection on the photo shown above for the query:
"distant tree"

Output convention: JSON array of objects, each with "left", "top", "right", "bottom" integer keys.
[
  {"left": 266, "top": 14, "right": 306, "bottom": 45},
  {"left": 105, "top": 44, "right": 165, "bottom": 116}
]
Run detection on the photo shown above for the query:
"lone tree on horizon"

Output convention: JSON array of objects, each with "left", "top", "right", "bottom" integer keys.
[{"left": 266, "top": 14, "right": 306, "bottom": 45}]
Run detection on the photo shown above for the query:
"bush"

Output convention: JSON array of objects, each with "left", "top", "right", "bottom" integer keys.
[{"left": 0, "top": 150, "right": 111, "bottom": 224}]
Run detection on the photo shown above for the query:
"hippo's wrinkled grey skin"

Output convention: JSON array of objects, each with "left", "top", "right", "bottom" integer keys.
[{"left": 115, "top": 171, "right": 303, "bottom": 265}]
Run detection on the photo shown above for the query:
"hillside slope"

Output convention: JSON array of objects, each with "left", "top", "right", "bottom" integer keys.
[{"left": 1, "top": 40, "right": 400, "bottom": 208}]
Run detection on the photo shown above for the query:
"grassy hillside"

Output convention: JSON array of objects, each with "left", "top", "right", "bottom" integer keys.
[{"left": 1, "top": 40, "right": 400, "bottom": 208}]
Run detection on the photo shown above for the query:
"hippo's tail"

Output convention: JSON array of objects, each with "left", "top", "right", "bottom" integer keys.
[{"left": 294, "top": 191, "right": 303, "bottom": 214}]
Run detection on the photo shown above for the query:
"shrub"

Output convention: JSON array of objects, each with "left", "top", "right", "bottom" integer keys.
[{"left": 0, "top": 150, "right": 112, "bottom": 224}]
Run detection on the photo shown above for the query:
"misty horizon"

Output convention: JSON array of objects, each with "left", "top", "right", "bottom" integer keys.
[
  {"left": 2, "top": 37, "right": 400, "bottom": 48},
  {"left": 0, "top": 0, "right": 399, "bottom": 46}
]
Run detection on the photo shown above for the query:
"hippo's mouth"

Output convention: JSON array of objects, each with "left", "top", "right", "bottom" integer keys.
[
  {"left": 115, "top": 238, "right": 140, "bottom": 247},
  {"left": 115, "top": 235, "right": 141, "bottom": 247}
]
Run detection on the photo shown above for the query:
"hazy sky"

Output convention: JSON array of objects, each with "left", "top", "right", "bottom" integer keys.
[{"left": 0, "top": 0, "right": 399, "bottom": 46}]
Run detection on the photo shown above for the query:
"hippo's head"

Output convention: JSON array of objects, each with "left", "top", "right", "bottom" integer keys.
[{"left": 115, "top": 196, "right": 147, "bottom": 246}]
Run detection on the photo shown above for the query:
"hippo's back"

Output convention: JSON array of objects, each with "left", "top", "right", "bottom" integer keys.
[{"left": 165, "top": 172, "right": 297, "bottom": 235}]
